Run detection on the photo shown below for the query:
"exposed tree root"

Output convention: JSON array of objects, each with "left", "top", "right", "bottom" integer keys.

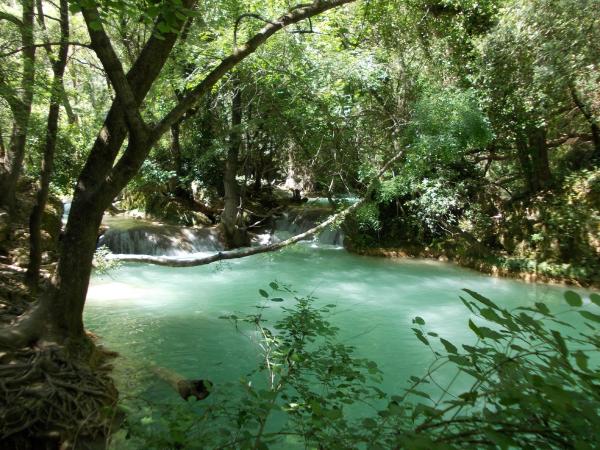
[
  {"left": 0, "top": 345, "right": 119, "bottom": 449},
  {"left": 1, "top": 266, "right": 119, "bottom": 449}
]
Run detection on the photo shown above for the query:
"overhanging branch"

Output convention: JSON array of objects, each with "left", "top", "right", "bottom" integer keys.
[
  {"left": 109, "top": 149, "right": 404, "bottom": 267},
  {"left": 150, "top": 0, "right": 357, "bottom": 143}
]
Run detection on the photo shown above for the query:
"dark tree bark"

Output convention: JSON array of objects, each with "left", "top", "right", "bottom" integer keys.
[
  {"left": 529, "top": 126, "right": 551, "bottom": 190},
  {"left": 515, "top": 127, "right": 552, "bottom": 194},
  {"left": 570, "top": 84, "right": 600, "bottom": 162},
  {"left": 0, "top": 1, "right": 36, "bottom": 212},
  {"left": 43, "top": 1, "right": 199, "bottom": 342},
  {"left": 222, "top": 75, "right": 248, "bottom": 248},
  {"left": 26, "top": 0, "right": 70, "bottom": 289}
]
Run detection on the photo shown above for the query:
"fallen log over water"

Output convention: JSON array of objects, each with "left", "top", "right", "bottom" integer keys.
[
  {"left": 107, "top": 151, "right": 404, "bottom": 268},
  {"left": 151, "top": 365, "right": 212, "bottom": 401}
]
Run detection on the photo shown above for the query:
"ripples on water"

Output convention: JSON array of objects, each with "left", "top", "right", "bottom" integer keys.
[{"left": 85, "top": 244, "right": 594, "bottom": 408}]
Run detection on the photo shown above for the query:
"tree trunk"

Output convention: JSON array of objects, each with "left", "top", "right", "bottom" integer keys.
[
  {"left": 171, "top": 121, "right": 183, "bottom": 178},
  {"left": 26, "top": 0, "right": 70, "bottom": 289},
  {"left": 529, "top": 126, "right": 551, "bottom": 190},
  {"left": 222, "top": 76, "right": 248, "bottom": 248},
  {"left": 0, "top": 0, "right": 36, "bottom": 212},
  {"left": 47, "top": 199, "right": 106, "bottom": 340},
  {"left": 516, "top": 127, "right": 552, "bottom": 194},
  {"left": 170, "top": 119, "right": 193, "bottom": 199},
  {"left": 516, "top": 132, "right": 534, "bottom": 193},
  {"left": 570, "top": 84, "right": 600, "bottom": 162}
]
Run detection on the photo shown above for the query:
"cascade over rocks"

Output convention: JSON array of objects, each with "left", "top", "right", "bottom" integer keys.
[{"left": 98, "top": 216, "right": 225, "bottom": 256}]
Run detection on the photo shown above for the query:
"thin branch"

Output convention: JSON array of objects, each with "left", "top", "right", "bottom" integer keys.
[{"left": 0, "top": 42, "right": 91, "bottom": 58}]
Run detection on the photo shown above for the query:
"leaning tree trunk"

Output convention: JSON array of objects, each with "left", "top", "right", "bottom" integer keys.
[
  {"left": 26, "top": 0, "right": 70, "bottom": 289},
  {"left": 0, "top": 0, "right": 36, "bottom": 212},
  {"left": 222, "top": 75, "right": 248, "bottom": 248},
  {"left": 570, "top": 83, "right": 600, "bottom": 163}
]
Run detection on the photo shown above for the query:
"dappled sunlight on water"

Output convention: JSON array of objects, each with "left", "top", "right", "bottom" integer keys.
[{"left": 85, "top": 244, "right": 595, "bottom": 402}]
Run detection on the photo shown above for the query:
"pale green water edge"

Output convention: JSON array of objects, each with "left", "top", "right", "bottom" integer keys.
[{"left": 84, "top": 243, "right": 597, "bottom": 443}]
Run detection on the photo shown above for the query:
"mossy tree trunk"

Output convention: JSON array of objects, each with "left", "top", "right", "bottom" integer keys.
[{"left": 222, "top": 75, "right": 249, "bottom": 248}]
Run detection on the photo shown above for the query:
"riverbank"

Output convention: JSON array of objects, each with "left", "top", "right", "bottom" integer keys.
[{"left": 346, "top": 242, "right": 600, "bottom": 289}]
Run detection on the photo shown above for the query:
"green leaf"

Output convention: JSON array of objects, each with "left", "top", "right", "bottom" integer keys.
[
  {"left": 590, "top": 293, "right": 600, "bottom": 307},
  {"left": 460, "top": 296, "right": 475, "bottom": 313},
  {"left": 269, "top": 282, "right": 279, "bottom": 290},
  {"left": 448, "top": 354, "right": 470, "bottom": 366},
  {"left": 413, "top": 316, "right": 425, "bottom": 325},
  {"left": 469, "top": 319, "right": 483, "bottom": 339},
  {"left": 579, "top": 310, "right": 600, "bottom": 323},
  {"left": 406, "top": 389, "right": 431, "bottom": 399},
  {"left": 362, "top": 418, "right": 377, "bottom": 429},
  {"left": 259, "top": 289, "right": 269, "bottom": 298},
  {"left": 535, "top": 302, "right": 550, "bottom": 315},
  {"left": 551, "top": 330, "right": 568, "bottom": 356},
  {"left": 440, "top": 338, "right": 457, "bottom": 354},
  {"left": 480, "top": 308, "right": 504, "bottom": 324},
  {"left": 564, "top": 290, "right": 582, "bottom": 307},
  {"left": 469, "top": 320, "right": 503, "bottom": 340},
  {"left": 574, "top": 350, "right": 589, "bottom": 371},
  {"left": 412, "top": 328, "right": 429, "bottom": 346},
  {"left": 463, "top": 289, "right": 499, "bottom": 310},
  {"left": 270, "top": 297, "right": 284, "bottom": 302}
]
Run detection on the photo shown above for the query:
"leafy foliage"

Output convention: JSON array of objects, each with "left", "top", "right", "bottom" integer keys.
[{"left": 117, "top": 285, "right": 600, "bottom": 449}]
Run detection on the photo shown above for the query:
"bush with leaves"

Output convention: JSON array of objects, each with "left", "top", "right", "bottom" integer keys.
[{"left": 116, "top": 286, "right": 600, "bottom": 449}]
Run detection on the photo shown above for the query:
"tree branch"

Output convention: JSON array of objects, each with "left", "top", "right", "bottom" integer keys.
[
  {"left": 79, "top": 3, "right": 148, "bottom": 140},
  {"left": 0, "top": 11, "right": 24, "bottom": 28},
  {"left": 0, "top": 41, "right": 91, "bottom": 59},
  {"left": 109, "top": 149, "right": 404, "bottom": 267},
  {"left": 150, "top": 0, "right": 356, "bottom": 142}
]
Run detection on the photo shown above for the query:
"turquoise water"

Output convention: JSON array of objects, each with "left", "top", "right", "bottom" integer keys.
[{"left": 84, "top": 244, "right": 596, "bottom": 441}]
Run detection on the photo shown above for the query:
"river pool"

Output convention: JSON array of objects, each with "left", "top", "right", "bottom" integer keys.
[{"left": 85, "top": 243, "right": 595, "bottom": 444}]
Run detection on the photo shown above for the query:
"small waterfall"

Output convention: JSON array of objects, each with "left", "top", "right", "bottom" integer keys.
[
  {"left": 62, "top": 200, "right": 71, "bottom": 226},
  {"left": 271, "top": 204, "right": 344, "bottom": 246},
  {"left": 98, "top": 218, "right": 225, "bottom": 256}
]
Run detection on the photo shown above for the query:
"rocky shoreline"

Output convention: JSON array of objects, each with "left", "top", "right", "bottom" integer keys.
[{"left": 346, "top": 243, "right": 600, "bottom": 290}]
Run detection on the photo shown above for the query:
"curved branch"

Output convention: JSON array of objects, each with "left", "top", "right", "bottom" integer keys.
[
  {"left": 0, "top": 11, "right": 24, "bottom": 28},
  {"left": 150, "top": 0, "right": 356, "bottom": 142}
]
